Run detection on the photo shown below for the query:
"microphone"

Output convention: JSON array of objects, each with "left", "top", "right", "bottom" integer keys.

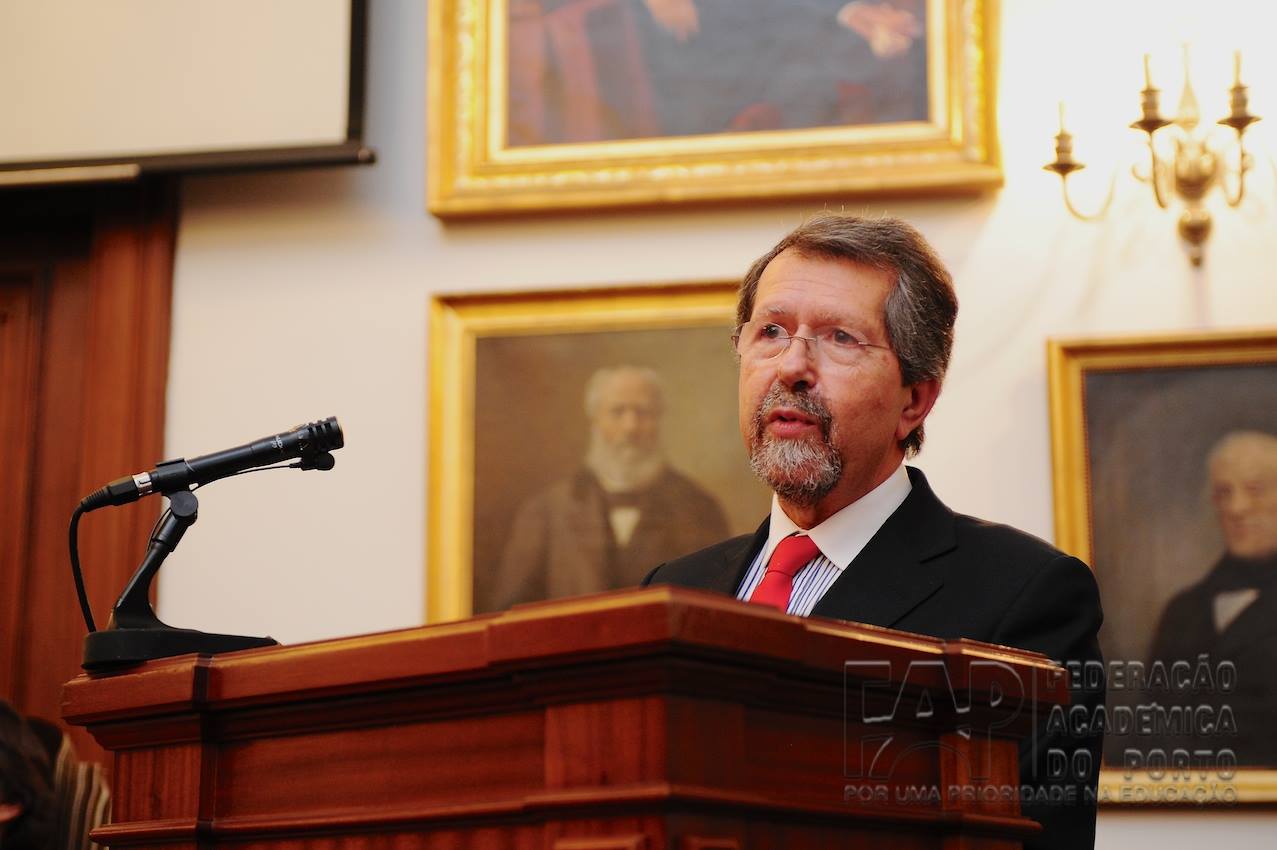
[{"left": 80, "top": 417, "right": 344, "bottom": 511}]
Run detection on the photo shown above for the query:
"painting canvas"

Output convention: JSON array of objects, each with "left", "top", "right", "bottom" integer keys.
[
  {"left": 428, "top": 0, "right": 999, "bottom": 214},
  {"left": 428, "top": 284, "right": 771, "bottom": 621},
  {"left": 505, "top": 0, "right": 929, "bottom": 146},
  {"left": 1048, "top": 331, "right": 1277, "bottom": 804}
]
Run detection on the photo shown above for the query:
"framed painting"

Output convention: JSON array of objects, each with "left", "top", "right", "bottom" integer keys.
[
  {"left": 427, "top": 0, "right": 1000, "bottom": 216},
  {"left": 1048, "top": 329, "right": 1277, "bottom": 804},
  {"left": 427, "top": 282, "right": 771, "bottom": 621}
]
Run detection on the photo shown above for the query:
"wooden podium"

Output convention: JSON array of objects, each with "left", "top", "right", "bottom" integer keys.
[{"left": 63, "top": 587, "right": 1069, "bottom": 850}]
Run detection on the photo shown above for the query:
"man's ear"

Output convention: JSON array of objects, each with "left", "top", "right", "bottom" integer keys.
[
  {"left": 0, "top": 801, "right": 23, "bottom": 824},
  {"left": 896, "top": 379, "right": 941, "bottom": 443}
]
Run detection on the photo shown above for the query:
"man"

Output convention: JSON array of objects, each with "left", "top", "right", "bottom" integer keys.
[
  {"left": 1147, "top": 430, "right": 1277, "bottom": 766},
  {"left": 489, "top": 366, "right": 729, "bottom": 612},
  {"left": 644, "top": 215, "right": 1103, "bottom": 850}
]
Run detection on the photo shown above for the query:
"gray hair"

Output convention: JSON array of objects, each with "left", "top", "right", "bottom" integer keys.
[
  {"left": 583, "top": 366, "right": 665, "bottom": 419},
  {"left": 736, "top": 214, "right": 958, "bottom": 455}
]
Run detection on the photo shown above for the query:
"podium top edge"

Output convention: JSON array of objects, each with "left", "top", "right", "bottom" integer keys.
[{"left": 63, "top": 586, "right": 1066, "bottom": 724}]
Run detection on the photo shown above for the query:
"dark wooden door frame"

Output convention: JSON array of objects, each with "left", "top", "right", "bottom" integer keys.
[
  {"left": 0, "top": 271, "right": 47, "bottom": 699},
  {"left": 0, "top": 181, "right": 175, "bottom": 761}
]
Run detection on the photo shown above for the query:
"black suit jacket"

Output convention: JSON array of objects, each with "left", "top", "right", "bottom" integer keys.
[{"left": 643, "top": 467, "right": 1104, "bottom": 850}]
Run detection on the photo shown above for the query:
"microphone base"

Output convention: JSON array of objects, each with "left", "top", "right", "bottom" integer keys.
[{"left": 83, "top": 627, "right": 278, "bottom": 672}]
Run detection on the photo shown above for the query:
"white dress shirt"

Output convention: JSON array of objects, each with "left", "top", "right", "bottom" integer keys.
[{"left": 735, "top": 463, "right": 912, "bottom": 615}]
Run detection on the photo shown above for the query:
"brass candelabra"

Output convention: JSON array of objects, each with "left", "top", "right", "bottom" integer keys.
[{"left": 1045, "top": 49, "right": 1260, "bottom": 266}]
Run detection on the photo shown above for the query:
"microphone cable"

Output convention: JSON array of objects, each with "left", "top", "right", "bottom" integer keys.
[{"left": 68, "top": 504, "right": 96, "bottom": 632}]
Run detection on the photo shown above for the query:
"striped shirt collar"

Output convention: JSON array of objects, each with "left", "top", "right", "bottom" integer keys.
[{"left": 760, "top": 463, "right": 912, "bottom": 571}]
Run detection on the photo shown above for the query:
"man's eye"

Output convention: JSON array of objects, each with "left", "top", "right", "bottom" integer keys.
[
  {"left": 828, "top": 328, "right": 859, "bottom": 346},
  {"left": 759, "top": 323, "right": 785, "bottom": 339}
]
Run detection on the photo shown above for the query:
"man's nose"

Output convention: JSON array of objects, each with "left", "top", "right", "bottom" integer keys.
[
  {"left": 618, "top": 408, "right": 650, "bottom": 432},
  {"left": 775, "top": 335, "right": 818, "bottom": 389},
  {"left": 1218, "top": 488, "right": 1252, "bottom": 516}
]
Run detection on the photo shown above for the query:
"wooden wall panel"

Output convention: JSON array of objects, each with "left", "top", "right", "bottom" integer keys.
[
  {"left": 19, "top": 248, "right": 93, "bottom": 721},
  {"left": 0, "top": 182, "right": 175, "bottom": 762},
  {"left": 0, "top": 272, "right": 45, "bottom": 697}
]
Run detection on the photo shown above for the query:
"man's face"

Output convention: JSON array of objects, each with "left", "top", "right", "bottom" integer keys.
[
  {"left": 592, "top": 372, "right": 662, "bottom": 458},
  {"left": 1210, "top": 436, "right": 1277, "bottom": 559},
  {"left": 738, "top": 249, "right": 935, "bottom": 515}
]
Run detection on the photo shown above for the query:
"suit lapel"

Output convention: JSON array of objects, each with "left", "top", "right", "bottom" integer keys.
[
  {"left": 810, "top": 467, "right": 954, "bottom": 628},
  {"left": 697, "top": 518, "right": 769, "bottom": 596}
]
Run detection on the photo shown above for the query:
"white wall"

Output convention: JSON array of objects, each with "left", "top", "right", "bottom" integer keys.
[{"left": 157, "top": 1, "right": 1277, "bottom": 845}]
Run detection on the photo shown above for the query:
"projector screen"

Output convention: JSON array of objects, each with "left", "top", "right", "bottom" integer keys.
[{"left": 0, "top": 0, "right": 367, "bottom": 183}]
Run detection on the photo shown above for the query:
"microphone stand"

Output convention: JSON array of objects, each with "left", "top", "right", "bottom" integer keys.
[{"left": 82, "top": 487, "right": 279, "bottom": 670}]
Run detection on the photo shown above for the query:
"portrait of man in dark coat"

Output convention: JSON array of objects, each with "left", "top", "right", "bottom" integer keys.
[
  {"left": 486, "top": 365, "right": 729, "bottom": 611},
  {"left": 1146, "top": 430, "right": 1277, "bottom": 767}
]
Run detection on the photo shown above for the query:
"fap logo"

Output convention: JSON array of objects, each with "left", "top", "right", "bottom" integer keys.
[{"left": 843, "top": 659, "right": 1029, "bottom": 783}]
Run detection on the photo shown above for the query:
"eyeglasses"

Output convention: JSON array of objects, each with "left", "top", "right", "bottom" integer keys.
[{"left": 731, "top": 320, "right": 892, "bottom": 366}]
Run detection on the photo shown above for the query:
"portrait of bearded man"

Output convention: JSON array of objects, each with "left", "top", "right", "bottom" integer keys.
[{"left": 485, "top": 365, "right": 729, "bottom": 612}]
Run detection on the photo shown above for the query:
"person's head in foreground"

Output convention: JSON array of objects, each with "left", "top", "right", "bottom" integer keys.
[{"left": 0, "top": 702, "right": 54, "bottom": 850}]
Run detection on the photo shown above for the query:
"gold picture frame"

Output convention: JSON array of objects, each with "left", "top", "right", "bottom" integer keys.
[
  {"left": 427, "top": 0, "right": 1000, "bottom": 216},
  {"left": 427, "top": 282, "right": 771, "bottom": 622},
  {"left": 1048, "top": 329, "right": 1277, "bottom": 804}
]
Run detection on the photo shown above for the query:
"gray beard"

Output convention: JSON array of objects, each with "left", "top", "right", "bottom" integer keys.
[
  {"left": 585, "top": 433, "right": 665, "bottom": 492},
  {"left": 748, "top": 384, "right": 842, "bottom": 507}
]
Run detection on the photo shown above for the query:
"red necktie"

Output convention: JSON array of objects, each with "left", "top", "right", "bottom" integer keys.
[{"left": 748, "top": 534, "right": 821, "bottom": 611}]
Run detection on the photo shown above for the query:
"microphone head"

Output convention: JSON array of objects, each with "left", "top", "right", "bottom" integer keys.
[{"left": 300, "top": 417, "right": 344, "bottom": 453}]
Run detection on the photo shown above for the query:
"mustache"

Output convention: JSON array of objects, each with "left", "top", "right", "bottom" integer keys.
[{"left": 752, "top": 383, "right": 834, "bottom": 440}]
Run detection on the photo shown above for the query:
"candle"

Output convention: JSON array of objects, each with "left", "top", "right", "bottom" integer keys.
[
  {"left": 1058, "top": 101, "right": 1066, "bottom": 134},
  {"left": 1141, "top": 86, "right": 1161, "bottom": 122},
  {"left": 1234, "top": 50, "right": 1242, "bottom": 87},
  {"left": 1231, "top": 87, "right": 1249, "bottom": 119},
  {"left": 1143, "top": 53, "right": 1152, "bottom": 89},
  {"left": 1053, "top": 127, "right": 1074, "bottom": 165}
]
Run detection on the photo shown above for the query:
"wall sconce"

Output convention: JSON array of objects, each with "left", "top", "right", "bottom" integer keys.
[{"left": 1045, "top": 48, "right": 1260, "bottom": 266}]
